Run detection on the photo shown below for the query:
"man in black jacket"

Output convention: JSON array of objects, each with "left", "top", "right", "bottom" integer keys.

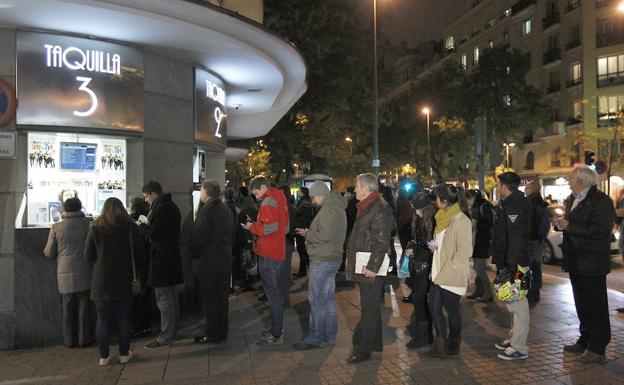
[
  {"left": 138, "top": 181, "right": 183, "bottom": 349},
  {"left": 190, "top": 180, "right": 234, "bottom": 344},
  {"left": 525, "top": 181, "right": 548, "bottom": 306},
  {"left": 492, "top": 172, "right": 531, "bottom": 361},
  {"left": 559, "top": 166, "right": 614, "bottom": 364}
]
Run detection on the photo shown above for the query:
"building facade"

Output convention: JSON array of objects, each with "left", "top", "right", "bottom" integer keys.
[{"left": 0, "top": 0, "right": 306, "bottom": 349}]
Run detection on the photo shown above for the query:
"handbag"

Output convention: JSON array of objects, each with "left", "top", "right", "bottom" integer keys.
[
  {"left": 408, "top": 240, "right": 431, "bottom": 277},
  {"left": 129, "top": 227, "right": 142, "bottom": 296},
  {"left": 398, "top": 252, "right": 411, "bottom": 278}
]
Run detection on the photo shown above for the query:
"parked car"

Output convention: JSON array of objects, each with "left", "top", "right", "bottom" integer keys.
[{"left": 542, "top": 205, "right": 620, "bottom": 264}]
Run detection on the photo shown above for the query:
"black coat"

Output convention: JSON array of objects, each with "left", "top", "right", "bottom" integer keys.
[
  {"left": 138, "top": 194, "right": 183, "bottom": 287},
  {"left": 472, "top": 201, "right": 493, "bottom": 259},
  {"left": 492, "top": 190, "right": 530, "bottom": 271},
  {"left": 562, "top": 186, "right": 615, "bottom": 276},
  {"left": 190, "top": 199, "right": 234, "bottom": 274},
  {"left": 84, "top": 221, "right": 143, "bottom": 301},
  {"left": 527, "top": 194, "right": 548, "bottom": 241},
  {"left": 294, "top": 199, "right": 315, "bottom": 229}
]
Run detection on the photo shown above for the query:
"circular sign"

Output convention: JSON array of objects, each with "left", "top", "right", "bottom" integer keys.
[{"left": 0, "top": 77, "right": 17, "bottom": 127}]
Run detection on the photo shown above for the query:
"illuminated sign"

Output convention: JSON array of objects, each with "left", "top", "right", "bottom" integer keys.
[
  {"left": 195, "top": 68, "right": 227, "bottom": 147},
  {"left": 16, "top": 31, "right": 144, "bottom": 131}
]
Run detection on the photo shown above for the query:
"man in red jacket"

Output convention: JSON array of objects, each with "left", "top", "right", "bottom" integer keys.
[{"left": 243, "top": 177, "right": 290, "bottom": 345}]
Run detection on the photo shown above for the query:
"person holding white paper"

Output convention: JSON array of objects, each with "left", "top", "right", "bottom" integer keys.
[
  {"left": 427, "top": 184, "right": 472, "bottom": 359},
  {"left": 344, "top": 173, "right": 391, "bottom": 364}
]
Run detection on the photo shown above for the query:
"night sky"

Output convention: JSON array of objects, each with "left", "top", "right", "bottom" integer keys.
[{"left": 380, "top": 0, "right": 473, "bottom": 45}]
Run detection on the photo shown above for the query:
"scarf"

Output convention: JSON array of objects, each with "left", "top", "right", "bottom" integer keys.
[
  {"left": 434, "top": 203, "right": 461, "bottom": 235},
  {"left": 356, "top": 191, "right": 381, "bottom": 218}
]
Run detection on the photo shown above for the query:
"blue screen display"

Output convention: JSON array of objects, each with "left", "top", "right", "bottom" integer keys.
[{"left": 60, "top": 143, "right": 97, "bottom": 170}]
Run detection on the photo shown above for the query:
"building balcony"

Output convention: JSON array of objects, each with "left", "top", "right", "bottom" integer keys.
[
  {"left": 566, "top": 39, "right": 581, "bottom": 51},
  {"left": 512, "top": 0, "right": 537, "bottom": 16},
  {"left": 547, "top": 84, "right": 561, "bottom": 94},
  {"left": 597, "top": 31, "right": 624, "bottom": 48},
  {"left": 542, "top": 49, "right": 562, "bottom": 66},
  {"left": 566, "top": 78, "right": 582, "bottom": 88},
  {"left": 564, "top": 1, "right": 580, "bottom": 13},
  {"left": 597, "top": 72, "right": 624, "bottom": 87},
  {"left": 542, "top": 12, "right": 560, "bottom": 30}
]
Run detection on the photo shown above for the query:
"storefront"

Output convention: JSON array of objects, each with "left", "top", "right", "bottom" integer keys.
[{"left": 0, "top": 0, "right": 306, "bottom": 349}]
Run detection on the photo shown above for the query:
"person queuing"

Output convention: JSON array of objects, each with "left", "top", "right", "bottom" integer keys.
[
  {"left": 464, "top": 189, "right": 494, "bottom": 302},
  {"left": 128, "top": 197, "right": 152, "bottom": 338},
  {"left": 427, "top": 184, "right": 472, "bottom": 358},
  {"left": 83, "top": 198, "right": 143, "bottom": 366},
  {"left": 492, "top": 172, "right": 531, "bottom": 361},
  {"left": 293, "top": 187, "right": 315, "bottom": 277},
  {"left": 559, "top": 166, "right": 614, "bottom": 364},
  {"left": 243, "top": 177, "right": 290, "bottom": 345},
  {"left": 525, "top": 181, "right": 549, "bottom": 307},
  {"left": 345, "top": 173, "right": 391, "bottom": 364},
  {"left": 138, "top": 181, "right": 184, "bottom": 349},
  {"left": 44, "top": 197, "right": 94, "bottom": 348},
  {"left": 404, "top": 192, "right": 436, "bottom": 350},
  {"left": 190, "top": 180, "right": 234, "bottom": 345},
  {"left": 293, "top": 182, "right": 347, "bottom": 350}
]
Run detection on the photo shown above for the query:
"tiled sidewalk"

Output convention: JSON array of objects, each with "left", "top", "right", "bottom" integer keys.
[{"left": 1, "top": 270, "right": 624, "bottom": 385}]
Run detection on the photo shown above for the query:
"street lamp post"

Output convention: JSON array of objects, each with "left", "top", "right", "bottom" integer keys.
[
  {"left": 372, "top": 0, "right": 380, "bottom": 176},
  {"left": 503, "top": 142, "right": 515, "bottom": 169},
  {"left": 422, "top": 107, "right": 431, "bottom": 178}
]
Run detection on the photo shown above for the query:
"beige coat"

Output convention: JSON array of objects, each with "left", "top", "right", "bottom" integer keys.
[{"left": 432, "top": 211, "right": 473, "bottom": 288}]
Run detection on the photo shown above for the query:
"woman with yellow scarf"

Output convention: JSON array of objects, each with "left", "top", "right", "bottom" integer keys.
[{"left": 427, "top": 184, "right": 473, "bottom": 358}]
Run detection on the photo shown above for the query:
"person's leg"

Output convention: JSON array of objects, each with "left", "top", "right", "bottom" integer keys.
[
  {"left": 115, "top": 300, "right": 132, "bottom": 356},
  {"left": 295, "top": 235, "right": 309, "bottom": 275},
  {"left": 321, "top": 260, "right": 342, "bottom": 345},
  {"left": 216, "top": 272, "right": 231, "bottom": 341},
  {"left": 440, "top": 288, "right": 462, "bottom": 340},
  {"left": 527, "top": 241, "right": 543, "bottom": 303},
  {"left": 475, "top": 259, "right": 492, "bottom": 300},
  {"left": 94, "top": 301, "right": 114, "bottom": 359},
  {"left": 506, "top": 298, "right": 530, "bottom": 354},
  {"left": 407, "top": 276, "right": 430, "bottom": 344},
  {"left": 196, "top": 272, "right": 220, "bottom": 339},
  {"left": 154, "top": 286, "right": 177, "bottom": 344},
  {"left": 356, "top": 278, "right": 384, "bottom": 355},
  {"left": 569, "top": 273, "right": 589, "bottom": 348},
  {"left": 77, "top": 291, "right": 94, "bottom": 346},
  {"left": 62, "top": 293, "right": 78, "bottom": 347},
  {"left": 388, "top": 238, "right": 398, "bottom": 273},
  {"left": 305, "top": 260, "right": 323, "bottom": 346},
  {"left": 280, "top": 243, "right": 293, "bottom": 307},
  {"left": 259, "top": 257, "right": 284, "bottom": 338},
  {"left": 585, "top": 275, "right": 611, "bottom": 356},
  {"left": 428, "top": 284, "right": 447, "bottom": 338}
]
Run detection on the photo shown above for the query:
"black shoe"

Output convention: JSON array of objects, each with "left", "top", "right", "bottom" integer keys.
[
  {"left": 347, "top": 351, "right": 371, "bottom": 364},
  {"left": 563, "top": 343, "right": 586, "bottom": 354},
  {"left": 144, "top": 340, "right": 169, "bottom": 349},
  {"left": 401, "top": 295, "right": 412, "bottom": 303},
  {"left": 616, "top": 307, "right": 624, "bottom": 313},
  {"left": 293, "top": 342, "right": 321, "bottom": 350}
]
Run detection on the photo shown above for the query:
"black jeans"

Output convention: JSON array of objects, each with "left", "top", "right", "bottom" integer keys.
[
  {"left": 95, "top": 300, "right": 132, "bottom": 359},
  {"left": 352, "top": 278, "right": 385, "bottom": 355},
  {"left": 295, "top": 234, "right": 309, "bottom": 273},
  {"left": 407, "top": 276, "right": 433, "bottom": 343},
  {"left": 429, "top": 284, "right": 462, "bottom": 340},
  {"left": 131, "top": 288, "right": 152, "bottom": 334},
  {"left": 62, "top": 291, "right": 94, "bottom": 347},
  {"left": 196, "top": 271, "right": 231, "bottom": 341},
  {"left": 570, "top": 273, "right": 611, "bottom": 355}
]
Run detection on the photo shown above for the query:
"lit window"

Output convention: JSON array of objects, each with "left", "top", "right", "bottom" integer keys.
[
  {"left": 488, "top": 40, "right": 494, "bottom": 48},
  {"left": 597, "top": 54, "right": 624, "bottom": 79},
  {"left": 505, "top": 8, "right": 512, "bottom": 17},
  {"left": 461, "top": 54, "right": 467, "bottom": 69},
  {"left": 445, "top": 36, "right": 455, "bottom": 51},
  {"left": 503, "top": 95, "right": 512, "bottom": 106},
  {"left": 474, "top": 47, "right": 480, "bottom": 64},
  {"left": 522, "top": 19, "right": 532, "bottom": 36},
  {"left": 572, "top": 101, "right": 582, "bottom": 119},
  {"left": 598, "top": 95, "right": 624, "bottom": 120},
  {"left": 571, "top": 62, "right": 581, "bottom": 81}
]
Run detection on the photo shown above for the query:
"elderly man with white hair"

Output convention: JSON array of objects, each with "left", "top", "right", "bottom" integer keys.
[{"left": 558, "top": 166, "right": 615, "bottom": 364}]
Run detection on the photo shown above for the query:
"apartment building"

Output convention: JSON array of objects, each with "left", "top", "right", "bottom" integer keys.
[{"left": 389, "top": 0, "right": 624, "bottom": 199}]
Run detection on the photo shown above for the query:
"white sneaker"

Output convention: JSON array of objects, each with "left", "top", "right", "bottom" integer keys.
[
  {"left": 119, "top": 351, "right": 133, "bottom": 364},
  {"left": 257, "top": 333, "right": 284, "bottom": 345},
  {"left": 99, "top": 356, "right": 111, "bottom": 366},
  {"left": 494, "top": 339, "right": 511, "bottom": 351}
]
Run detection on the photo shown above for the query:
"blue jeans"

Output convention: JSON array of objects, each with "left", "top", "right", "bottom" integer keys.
[
  {"left": 95, "top": 300, "right": 131, "bottom": 359},
  {"left": 259, "top": 256, "right": 286, "bottom": 337},
  {"left": 304, "top": 260, "right": 341, "bottom": 346}
]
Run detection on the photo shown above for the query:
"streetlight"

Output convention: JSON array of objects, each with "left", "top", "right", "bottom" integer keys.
[
  {"left": 618, "top": 2, "right": 624, "bottom": 13},
  {"left": 421, "top": 106, "right": 432, "bottom": 177},
  {"left": 345, "top": 137, "right": 353, "bottom": 156},
  {"left": 503, "top": 142, "right": 515, "bottom": 168},
  {"left": 372, "top": 0, "right": 380, "bottom": 176}
]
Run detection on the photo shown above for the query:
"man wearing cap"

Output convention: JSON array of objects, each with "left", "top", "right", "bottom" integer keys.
[{"left": 293, "top": 182, "right": 347, "bottom": 350}]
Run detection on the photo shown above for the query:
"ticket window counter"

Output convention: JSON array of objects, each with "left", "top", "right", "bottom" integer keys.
[{"left": 25, "top": 132, "right": 127, "bottom": 227}]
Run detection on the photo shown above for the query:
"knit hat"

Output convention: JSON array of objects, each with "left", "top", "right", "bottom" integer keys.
[
  {"left": 411, "top": 192, "right": 431, "bottom": 209},
  {"left": 309, "top": 181, "right": 330, "bottom": 197}
]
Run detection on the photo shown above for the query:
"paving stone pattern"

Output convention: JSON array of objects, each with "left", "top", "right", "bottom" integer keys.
[{"left": 1, "top": 270, "right": 624, "bottom": 385}]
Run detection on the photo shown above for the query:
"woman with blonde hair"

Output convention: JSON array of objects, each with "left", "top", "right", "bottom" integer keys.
[{"left": 84, "top": 198, "right": 143, "bottom": 366}]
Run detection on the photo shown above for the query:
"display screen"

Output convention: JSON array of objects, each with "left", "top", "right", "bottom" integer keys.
[
  {"left": 195, "top": 68, "right": 227, "bottom": 148},
  {"left": 60, "top": 142, "right": 97, "bottom": 170},
  {"left": 16, "top": 31, "right": 144, "bottom": 131}
]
